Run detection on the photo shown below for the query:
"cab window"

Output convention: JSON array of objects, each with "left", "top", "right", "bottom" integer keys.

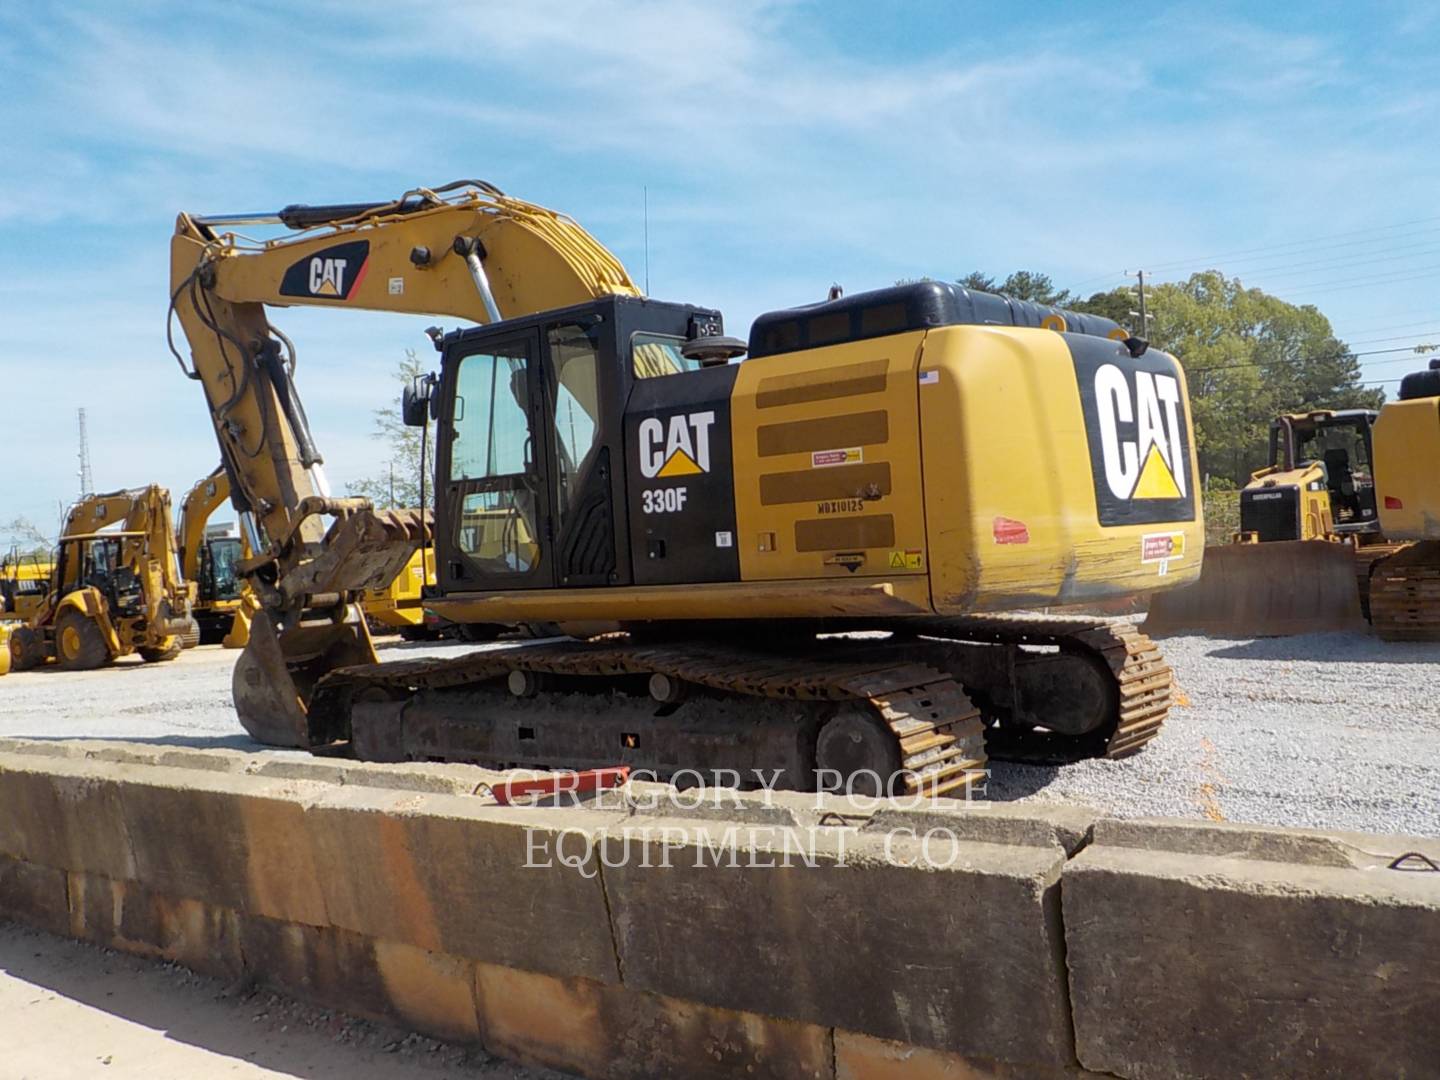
[{"left": 632, "top": 333, "right": 704, "bottom": 379}]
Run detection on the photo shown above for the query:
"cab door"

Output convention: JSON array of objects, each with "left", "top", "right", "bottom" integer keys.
[{"left": 436, "top": 329, "right": 554, "bottom": 592}]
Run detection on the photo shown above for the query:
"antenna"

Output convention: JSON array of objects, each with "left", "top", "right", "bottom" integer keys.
[
  {"left": 643, "top": 185, "right": 650, "bottom": 296},
  {"left": 76, "top": 408, "right": 93, "bottom": 499}
]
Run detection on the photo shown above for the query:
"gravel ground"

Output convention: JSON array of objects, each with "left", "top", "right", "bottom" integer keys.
[{"left": 2, "top": 629, "right": 1437, "bottom": 838}]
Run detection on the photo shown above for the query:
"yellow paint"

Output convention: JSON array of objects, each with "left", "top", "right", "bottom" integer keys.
[
  {"left": 657, "top": 446, "right": 703, "bottom": 477},
  {"left": 1376, "top": 395, "right": 1440, "bottom": 540},
  {"left": 1132, "top": 444, "right": 1182, "bottom": 499},
  {"left": 363, "top": 546, "right": 435, "bottom": 629},
  {"left": 731, "top": 331, "right": 930, "bottom": 583},
  {"left": 917, "top": 325, "right": 1204, "bottom": 612}
]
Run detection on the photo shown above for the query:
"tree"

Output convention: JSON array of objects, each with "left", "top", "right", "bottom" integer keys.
[
  {"left": 1073, "top": 271, "right": 1384, "bottom": 484},
  {"left": 956, "top": 270, "right": 1073, "bottom": 307},
  {"left": 2, "top": 517, "right": 54, "bottom": 558},
  {"left": 345, "top": 351, "right": 435, "bottom": 510}
]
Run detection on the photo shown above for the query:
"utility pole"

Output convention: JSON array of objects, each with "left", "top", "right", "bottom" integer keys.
[
  {"left": 1125, "top": 269, "right": 1154, "bottom": 338},
  {"left": 76, "top": 408, "right": 93, "bottom": 499}
]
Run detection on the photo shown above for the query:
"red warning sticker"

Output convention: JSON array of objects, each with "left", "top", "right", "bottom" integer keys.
[{"left": 993, "top": 517, "right": 1030, "bottom": 545}]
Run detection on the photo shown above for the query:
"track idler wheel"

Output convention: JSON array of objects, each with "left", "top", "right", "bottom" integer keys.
[{"left": 816, "top": 708, "right": 903, "bottom": 797}]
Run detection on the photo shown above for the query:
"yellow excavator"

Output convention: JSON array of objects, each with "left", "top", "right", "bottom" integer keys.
[
  {"left": 1144, "top": 410, "right": 1400, "bottom": 635},
  {"left": 178, "top": 467, "right": 256, "bottom": 648},
  {"left": 169, "top": 180, "right": 1203, "bottom": 793},
  {"left": 9, "top": 486, "right": 198, "bottom": 670},
  {"left": 1370, "top": 360, "right": 1440, "bottom": 639}
]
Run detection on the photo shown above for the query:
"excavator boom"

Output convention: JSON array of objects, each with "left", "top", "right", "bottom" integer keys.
[{"left": 170, "top": 181, "right": 639, "bottom": 745}]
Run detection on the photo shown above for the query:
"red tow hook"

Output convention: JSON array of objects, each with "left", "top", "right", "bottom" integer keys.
[{"left": 479, "top": 766, "right": 631, "bottom": 805}]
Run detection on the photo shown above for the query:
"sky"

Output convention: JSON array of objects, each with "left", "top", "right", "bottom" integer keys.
[{"left": 4, "top": 0, "right": 1440, "bottom": 537}]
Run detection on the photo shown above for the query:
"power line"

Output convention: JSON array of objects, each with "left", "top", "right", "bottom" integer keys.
[
  {"left": 1068, "top": 216, "right": 1440, "bottom": 295},
  {"left": 1187, "top": 342, "right": 1438, "bottom": 377},
  {"left": 1225, "top": 235, "right": 1440, "bottom": 285},
  {"left": 1138, "top": 215, "right": 1440, "bottom": 275}
]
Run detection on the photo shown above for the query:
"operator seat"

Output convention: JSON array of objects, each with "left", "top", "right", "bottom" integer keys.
[{"left": 1323, "top": 447, "right": 1359, "bottom": 520}]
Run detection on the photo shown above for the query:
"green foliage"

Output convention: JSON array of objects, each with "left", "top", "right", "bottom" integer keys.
[
  {"left": 1071, "top": 271, "right": 1383, "bottom": 486},
  {"left": 957, "top": 270, "right": 1073, "bottom": 307},
  {"left": 1203, "top": 489, "right": 1240, "bottom": 547},
  {"left": 345, "top": 350, "right": 435, "bottom": 510}
]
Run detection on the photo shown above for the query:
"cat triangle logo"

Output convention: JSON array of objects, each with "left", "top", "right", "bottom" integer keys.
[
  {"left": 315, "top": 277, "right": 339, "bottom": 297},
  {"left": 657, "top": 447, "right": 703, "bottom": 477},
  {"left": 1131, "top": 443, "right": 1182, "bottom": 499}
]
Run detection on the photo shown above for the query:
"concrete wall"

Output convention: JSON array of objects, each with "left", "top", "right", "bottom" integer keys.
[{"left": 0, "top": 737, "right": 1436, "bottom": 1079}]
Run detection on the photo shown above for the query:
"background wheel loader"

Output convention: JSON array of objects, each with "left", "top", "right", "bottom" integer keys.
[
  {"left": 8, "top": 486, "right": 199, "bottom": 671},
  {"left": 168, "top": 180, "right": 1205, "bottom": 795},
  {"left": 1144, "top": 410, "right": 1397, "bottom": 635},
  {"left": 178, "top": 467, "right": 256, "bottom": 648}
]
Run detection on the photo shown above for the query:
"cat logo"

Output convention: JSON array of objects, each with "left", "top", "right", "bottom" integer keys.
[
  {"left": 638, "top": 411, "right": 715, "bottom": 478},
  {"left": 278, "top": 240, "right": 370, "bottom": 301},
  {"left": 1072, "top": 339, "right": 1195, "bottom": 527},
  {"left": 1094, "top": 364, "right": 1186, "bottom": 502},
  {"left": 309, "top": 257, "right": 349, "bottom": 296}
]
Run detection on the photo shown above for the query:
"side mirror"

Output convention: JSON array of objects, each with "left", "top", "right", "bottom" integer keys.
[{"left": 402, "top": 374, "right": 436, "bottom": 427}]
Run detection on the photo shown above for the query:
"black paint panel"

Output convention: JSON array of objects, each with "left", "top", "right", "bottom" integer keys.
[
  {"left": 624, "top": 364, "right": 741, "bottom": 585},
  {"left": 1069, "top": 334, "right": 1197, "bottom": 527},
  {"left": 278, "top": 240, "right": 370, "bottom": 300}
]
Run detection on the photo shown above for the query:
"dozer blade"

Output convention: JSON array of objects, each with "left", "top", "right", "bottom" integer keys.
[
  {"left": 1142, "top": 540, "right": 1365, "bottom": 637},
  {"left": 232, "top": 606, "right": 378, "bottom": 748}
]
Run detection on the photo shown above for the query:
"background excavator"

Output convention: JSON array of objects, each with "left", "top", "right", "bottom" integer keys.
[
  {"left": 1144, "top": 409, "right": 1403, "bottom": 635},
  {"left": 169, "top": 180, "right": 1204, "bottom": 795},
  {"left": 178, "top": 467, "right": 256, "bottom": 647},
  {"left": 9, "top": 486, "right": 198, "bottom": 671},
  {"left": 1370, "top": 359, "right": 1440, "bottom": 639},
  {"left": 361, "top": 545, "right": 436, "bottom": 639}
]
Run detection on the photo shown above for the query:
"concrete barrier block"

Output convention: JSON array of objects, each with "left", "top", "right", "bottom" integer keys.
[
  {"left": 375, "top": 940, "right": 481, "bottom": 1043},
  {"left": 834, "top": 1030, "right": 1106, "bottom": 1079},
  {"left": 109, "top": 766, "right": 330, "bottom": 926},
  {"left": 0, "top": 752, "right": 137, "bottom": 880},
  {"left": 304, "top": 785, "right": 627, "bottom": 982},
  {"left": 1064, "top": 817, "right": 1440, "bottom": 1079},
  {"left": 66, "top": 870, "right": 243, "bottom": 980},
  {"left": 601, "top": 812, "right": 1076, "bottom": 1066},
  {"left": 238, "top": 913, "right": 393, "bottom": 1022},
  {"left": 0, "top": 854, "right": 70, "bottom": 936},
  {"left": 84, "top": 743, "right": 250, "bottom": 773},
  {"left": 473, "top": 961, "right": 831, "bottom": 1080}
]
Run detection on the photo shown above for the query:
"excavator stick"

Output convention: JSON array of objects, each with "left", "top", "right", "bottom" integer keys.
[{"left": 1142, "top": 540, "right": 1365, "bottom": 637}]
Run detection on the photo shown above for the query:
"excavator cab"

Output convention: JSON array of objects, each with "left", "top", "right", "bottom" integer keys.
[{"left": 426, "top": 296, "right": 727, "bottom": 598}]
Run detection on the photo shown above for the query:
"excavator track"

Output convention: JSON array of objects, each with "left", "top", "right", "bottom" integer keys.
[
  {"left": 1369, "top": 540, "right": 1440, "bottom": 640},
  {"left": 308, "top": 612, "right": 1170, "bottom": 794},
  {"left": 891, "top": 613, "right": 1173, "bottom": 764},
  {"left": 310, "top": 640, "right": 990, "bottom": 798}
]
